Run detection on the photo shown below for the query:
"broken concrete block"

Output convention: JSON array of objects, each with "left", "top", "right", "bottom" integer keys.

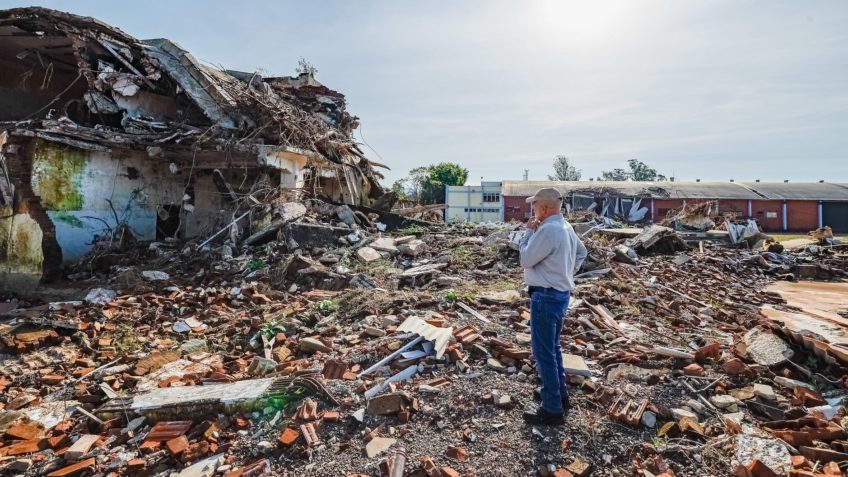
[
  {"left": 436, "top": 276, "right": 463, "bottom": 286},
  {"left": 398, "top": 239, "right": 426, "bottom": 257},
  {"left": 356, "top": 247, "right": 382, "bottom": 263},
  {"left": 83, "top": 288, "right": 116, "bottom": 304},
  {"left": 366, "top": 393, "right": 406, "bottom": 415},
  {"left": 753, "top": 383, "right": 777, "bottom": 402},
  {"left": 142, "top": 270, "right": 170, "bottom": 281},
  {"left": 300, "top": 337, "right": 331, "bottom": 353},
  {"left": 365, "top": 437, "right": 395, "bottom": 458},
  {"left": 710, "top": 395, "right": 739, "bottom": 412},
  {"left": 487, "top": 358, "right": 506, "bottom": 372},
  {"left": 743, "top": 328, "right": 792, "bottom": 366},
  {"left": 478, "top": 289, "right": 522, "bottom": 305},
  {"left": 363, "top": 326, "right": 387, "bottom": 338},
  {"left": 733, "top": 435, "right": 791, "bottom": 476},
  {"left": 562, "top": 354, "right": 591, "bottom": 377},
  {"left": 671, "top": 408, "right": 698, "bottom": 420},
  {"left": 370, "top": 237, "right": 398, "bottom": 253}
]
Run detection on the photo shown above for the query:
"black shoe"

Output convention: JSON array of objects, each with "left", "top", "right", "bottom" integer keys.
[
  {"left": 533, "top": 387, "right": 570, "bottom": 410},
  {"left": 523, "top": 407, "right": 565, "bottom": 425}
]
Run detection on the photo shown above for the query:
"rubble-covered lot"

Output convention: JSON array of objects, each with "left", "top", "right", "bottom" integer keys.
[{"left": 1, "top": 202, "right": 848, "bottom": 477}]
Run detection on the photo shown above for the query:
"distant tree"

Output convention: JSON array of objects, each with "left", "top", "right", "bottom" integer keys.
[
  {"left": 547, "top": 155, "right": 582, "bottom": 181},
  {"left": 600, "top": 159, "right": 667, "bottom": 181},
  {"left": 296, "top": 57, "right": 318, "bottom": 77},
  {"left": 391, "top": 179, "right": 408, "bottom": 201},
  {"left": 600, "top": 168, "right": 630, "bottom": 181},
  {"left": 395, "top": 164, "right": 467, "bottom": 204},
  {"left": 627, "top": 159, "right": 666, "bottom": 181},
  {"left": 421, "top": 162, "right": 468, "bottom": 204},
  {"left": 407, "top": 166, "right": 429, "bottom": 201}
]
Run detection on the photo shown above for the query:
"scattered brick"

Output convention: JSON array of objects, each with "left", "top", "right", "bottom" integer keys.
[
  {"left": 46, "top": 457, "right": 96, "bottom": 477},
  {"left": 146, "top": 421, "right": 192, "bottom": 441},
  {"left": 166, "top": 435, "right": 189, "bottom": 456},
  {"left": 683, "top": 363, "right": 704, "bottom": 376},
  {"left": 278, "top": 428, "right": 300, "bottom": 447},
  {"left": 445, "top": 446, "right": 467, "bottom": 461},
  {"left": 4, "top": 422, "right": 43, "bottom": 440}
]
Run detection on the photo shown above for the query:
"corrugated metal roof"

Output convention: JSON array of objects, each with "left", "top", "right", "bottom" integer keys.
[
  {"left": 501, "top": 181, "right": 848, "bottom": 200},
  {"left": 740, "top": 182, "right": 848, "bottom": 200},
  {"left": 502, "top": 181, "right": 762, "bottom": 199}
]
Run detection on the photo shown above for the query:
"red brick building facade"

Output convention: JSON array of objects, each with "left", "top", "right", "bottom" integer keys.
[{"left": 499, "top": 181, "right": 848, "bottom": 233}]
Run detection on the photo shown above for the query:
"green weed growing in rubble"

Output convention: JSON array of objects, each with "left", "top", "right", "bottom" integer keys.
[
  {"left": 247, "top": 259, "right": 266, "bottom": 271},
  {"left": 451, "top": 246, "right": 476, "bottom": 268},
  {"left": 651, "top": 433, "right": 669, "bottom": 449},
  {"left": 395, "top": 224, "right": 428, "bottom": 236},
  {"left": 444, "top": 290, "right": 459, "bottom": 303},
  {"left": 318, "top": 300, "right": 337, "bottom": 312},
  {"left": 443, "top": 289, "right": 476, "bottom": 304},
  {"left": 259, "top": 321, "right": 287, "bottom": 340},
  {"left": 805, "top": 355, "right": 820, "bottom": 371}
]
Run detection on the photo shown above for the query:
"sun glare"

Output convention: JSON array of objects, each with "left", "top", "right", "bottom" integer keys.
[{"left": 530, "top": 0, "right": 633, "bottom": 46}]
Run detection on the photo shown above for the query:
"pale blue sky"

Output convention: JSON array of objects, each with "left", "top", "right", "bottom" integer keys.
[{"left": 5, "top": 1, "right": 848, "bottom": 183}]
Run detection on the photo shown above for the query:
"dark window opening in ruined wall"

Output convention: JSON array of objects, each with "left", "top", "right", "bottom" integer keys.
[{"left": 156, "top": 204, "right": 181, "bottom": 240}]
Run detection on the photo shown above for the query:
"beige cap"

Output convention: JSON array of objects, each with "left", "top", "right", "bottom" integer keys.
[{"left": 525, "top": 187, "right": 563, "bottom": 204}]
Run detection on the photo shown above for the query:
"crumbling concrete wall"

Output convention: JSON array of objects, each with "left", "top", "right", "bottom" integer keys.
[
  {"left": 28, "top": 141, "right": 237, "bottom": 262},
  {"left": 0, "top": 138, "right": 278, "bottom": 288}
]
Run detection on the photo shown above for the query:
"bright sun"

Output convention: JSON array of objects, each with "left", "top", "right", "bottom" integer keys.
[{"left": 530, "top": 0, "right": 633, "bottom": 46}]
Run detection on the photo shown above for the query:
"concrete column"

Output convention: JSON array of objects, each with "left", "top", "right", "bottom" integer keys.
[
  {"left": 747, "top": 200, "right": 752, "bottom": 217},
  {"left": 818, "top": 201, "right": 823, "bottom": 228}
]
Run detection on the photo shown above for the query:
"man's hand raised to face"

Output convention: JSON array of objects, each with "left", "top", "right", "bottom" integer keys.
[{"left": 527, "top": 217, "right": 541, "bottom": 231}]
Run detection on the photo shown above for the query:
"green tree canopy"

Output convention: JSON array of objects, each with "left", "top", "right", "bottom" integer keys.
[
  {"left": 548, "top": 155, "right": 582, "bottom": 181},
  {"left": 600, "top": 159, "right": 667, "bottom": 181},
  {"left": 421, "top": 162, "right": 469, "bottom": 204},
  {"left": 395, "top": 163, "right": 469, "bottom": 204}
]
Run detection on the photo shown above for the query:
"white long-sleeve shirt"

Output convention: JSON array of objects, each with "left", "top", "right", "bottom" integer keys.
[{"left": 519, "top": 214, "right": 588, "bottom": 292}]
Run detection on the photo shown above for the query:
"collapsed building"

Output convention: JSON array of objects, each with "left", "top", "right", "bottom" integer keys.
[{"left": 0, "top": 7, "right": 391, "bottom": 286}]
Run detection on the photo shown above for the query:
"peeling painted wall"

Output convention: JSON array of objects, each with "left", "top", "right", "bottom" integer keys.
[{"left": 29, "top": 141, "right": 232, "bottom": 263}]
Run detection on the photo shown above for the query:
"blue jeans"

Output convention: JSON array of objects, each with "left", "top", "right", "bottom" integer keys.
[{"left": 529, "top": 287, "right": 571, "bottom": 413}]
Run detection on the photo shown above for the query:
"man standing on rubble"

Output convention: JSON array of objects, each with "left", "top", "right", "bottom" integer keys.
[{"left": 519, "top": 187, "right": 587, "bottom": 425}]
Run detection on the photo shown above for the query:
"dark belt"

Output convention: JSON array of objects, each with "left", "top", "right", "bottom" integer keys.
[{"left": 528, "top": 286, "right": 555, "bottom": 295}]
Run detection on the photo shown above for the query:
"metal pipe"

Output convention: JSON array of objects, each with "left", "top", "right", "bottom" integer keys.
[
  {"left": 389, "top": 447, "right": 407, "bottom": 477},
  {"left": 357, "top": 336, "right": 424, "bottom": 378}
]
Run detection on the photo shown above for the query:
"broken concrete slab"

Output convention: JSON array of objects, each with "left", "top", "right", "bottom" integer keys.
[
  {"left": 356, "top": 247, "right": 382, "bottom": 263},
  {"left": 733, "top": 435, "right": 791, "bottom": 476},
  {"left": 743, "top": 328, "right": 793, "bottom": 366},
  {"left": 562, "top": 354, "right": 591, "bottom": 378},
  {"left": 370, "top": 237, "right": 398, "bottom": 253},
  {"left": 398, "top": 239, "right": 426, "bottom": 257},
  {"left": 365, "top": 437, "right": 396, "bottom": 458}
]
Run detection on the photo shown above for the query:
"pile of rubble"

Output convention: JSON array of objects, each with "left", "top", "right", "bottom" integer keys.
[{"left": 2, "top": 205, "right": 847, "bottom": 477}]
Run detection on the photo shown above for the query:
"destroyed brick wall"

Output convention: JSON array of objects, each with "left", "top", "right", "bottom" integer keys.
[
  {"left": 0, "top": 7, "right": 393, "bottom": 286},
  {"left": 786, "top": 199, "right": 819, "bottom": 231}
]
